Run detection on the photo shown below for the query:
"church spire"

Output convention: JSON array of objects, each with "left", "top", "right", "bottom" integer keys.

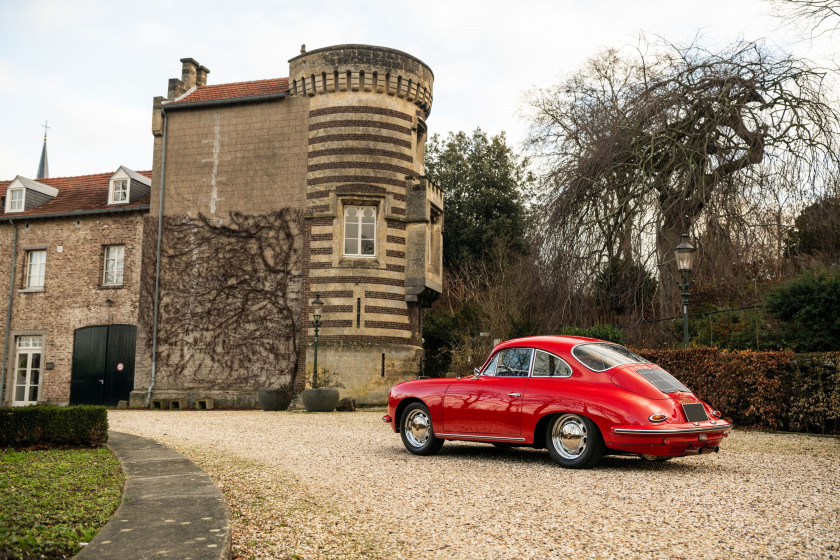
[{"left": 36, "top": 121, "right": 50, "bottom": 179}]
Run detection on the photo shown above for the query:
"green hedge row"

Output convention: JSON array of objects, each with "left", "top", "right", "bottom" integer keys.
[
  {"left": 0, "top": 405, "right": 109, "bottom": 447},
  {"left": 635, "top": 348, "right": 840, "bottom": 435}
]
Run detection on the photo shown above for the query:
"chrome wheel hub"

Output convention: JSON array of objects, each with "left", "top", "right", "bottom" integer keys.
[
  {"left": 552, "top": 414, "right": 588, "bottom": 459},
  {"left": 405, "top": 409, "right": 431, "bottom": 447}
]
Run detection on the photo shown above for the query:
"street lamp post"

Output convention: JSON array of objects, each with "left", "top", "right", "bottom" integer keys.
[
  {"left": 311, "top": 293, "right": 324, "bottom": 387},
  {"left": 674, "top": 233, "right": 696, "bottom": 348}
]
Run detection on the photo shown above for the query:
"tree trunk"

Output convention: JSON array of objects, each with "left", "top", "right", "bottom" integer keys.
[{"left": 657, "top": 211, "right": 691, "bottom": 317}]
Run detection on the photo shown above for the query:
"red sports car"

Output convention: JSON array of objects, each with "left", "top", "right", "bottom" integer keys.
[{"left": 384, "top": 336, "right": 732, "bottom": 468}]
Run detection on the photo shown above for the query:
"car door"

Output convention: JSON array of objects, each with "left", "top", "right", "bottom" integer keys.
[{"left": 442, "top": 347, "right": 533, "bottom": 436}]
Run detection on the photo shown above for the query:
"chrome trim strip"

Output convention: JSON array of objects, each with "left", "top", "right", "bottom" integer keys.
[
  {"left": 436, "top": 433, "right": 527, "bottom": 442},
  {"left": 614, "top": 425, "right": 732, "bottom": 435}
]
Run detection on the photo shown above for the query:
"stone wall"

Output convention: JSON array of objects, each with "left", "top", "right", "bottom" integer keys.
[
  {"left": 137, "top": 87, "right": 310, "bottom": 407},
  {"left": 151, "top": 96, "right": 310, "bottom": 217}
]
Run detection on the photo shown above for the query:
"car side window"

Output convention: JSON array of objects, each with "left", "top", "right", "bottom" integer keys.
[
  {"left": 494, "top": 348, "right": 533, "bottom": 377},
  {"left": 532, "top": 350, "right": 572, "bottom": 377}
]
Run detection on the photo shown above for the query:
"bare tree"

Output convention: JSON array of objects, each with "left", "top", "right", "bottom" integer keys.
[
  {"left": 526, "top": 37, "right": 840, "bottom": 315},
  {"left": 773, "top": 0, "right": 840, "bottom": 35}
]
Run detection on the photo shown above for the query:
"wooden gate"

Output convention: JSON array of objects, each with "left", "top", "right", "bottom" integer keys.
[{"left": 69, "top": 325, "right": 136, "bottom": 406}]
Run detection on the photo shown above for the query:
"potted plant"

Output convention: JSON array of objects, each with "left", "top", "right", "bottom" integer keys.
[
  {"left": 301, "top": 370, "right": 343, "bottom": 412},
  {"left": 258, "top": 383, "right": 296, "bottom": 411}
]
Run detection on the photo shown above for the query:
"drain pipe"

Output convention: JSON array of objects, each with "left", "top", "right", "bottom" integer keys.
[
  {"left": 1, "top": 220, "right": 19, "bottom": 405},
  {"left": 146, "top": 108, "right": 168, "bottom": 407}
]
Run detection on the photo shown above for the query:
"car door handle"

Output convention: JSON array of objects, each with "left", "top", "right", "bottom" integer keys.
[{"left": 507, "top": 392, "right": 521, "bottom": 398}]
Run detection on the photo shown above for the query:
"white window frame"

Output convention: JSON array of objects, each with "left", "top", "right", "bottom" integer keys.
[
  {"left": 343, "top": 205, "right": 377, "bottom": 258},
  {"left": 102, "top": 245, "right": 125, "bottom": 286},
  {"left": 6, "top": 187, "right": 24, "bottom": 212},
  {"left": 110, "top": 179, "right": 129, "bottom": 204},
  {"left": 25, "top": 250, "right": 46, "bottom": 288},
  {"left": 13, "top": 336, "right": 43, "bottom": 405}
]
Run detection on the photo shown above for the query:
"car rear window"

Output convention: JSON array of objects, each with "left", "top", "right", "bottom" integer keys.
[{"left": 571, "top": 343, "right": 645, "bottom": 372}]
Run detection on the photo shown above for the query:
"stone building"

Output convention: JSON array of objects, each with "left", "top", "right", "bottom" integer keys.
[
  {"left": 135, "top": 44, "right": 442, "bottom": 407},
  {"left": 0, "top": 168, "right": 151, "bottom": 406},
  {"left": 0, "top": 43, "right": 442, "bottom": 408}
]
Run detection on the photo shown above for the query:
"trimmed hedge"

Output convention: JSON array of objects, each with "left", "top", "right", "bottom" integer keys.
[
  {"left": 0, "top": 405, "right": 109, "bottom": 447},
  {"left": 635, "top": 348, "right": 840, "bottom": 434}
]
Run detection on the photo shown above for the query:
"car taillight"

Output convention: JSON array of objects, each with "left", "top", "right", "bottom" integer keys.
[
  {"left": 649, "top": 413, "right": 668, "bottom": 423},
  {"left": 712, "top": 410, "right": 722, "bottom": 418}
]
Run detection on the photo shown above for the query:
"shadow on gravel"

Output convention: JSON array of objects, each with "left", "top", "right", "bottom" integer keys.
[{"left": 398, "top": 442, "right": 712, "bottom": 473}]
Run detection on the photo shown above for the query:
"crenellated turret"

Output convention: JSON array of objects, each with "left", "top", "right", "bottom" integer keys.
[{"left": 288, "top": 44, "right": 433, "bottom": 117}]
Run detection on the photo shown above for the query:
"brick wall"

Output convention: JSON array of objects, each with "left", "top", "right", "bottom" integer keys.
[{"left": 0, "top": 212, "right": 146, "bottom": 404}]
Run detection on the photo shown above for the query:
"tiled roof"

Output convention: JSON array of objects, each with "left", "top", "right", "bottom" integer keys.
[
  {"left": 0, "top": 170, "right": 151, "bottom": 219},
  {"left": 168, "top": 78, "right": 290, "bottom": 105}
]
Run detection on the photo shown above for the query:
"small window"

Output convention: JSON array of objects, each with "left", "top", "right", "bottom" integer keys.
[
  {"left": 25, "top": 250, "right": 46, "bottom": 288},
  {"left": 344, "top": 206, "right": 376, "bottom": 257},
  {"left": 532, "top": 350, "right": 573, "bottom": 377},
  {"left": 103, "top": 245, "right": 125, "bottom": 286},
  {"left": 483, "top": 348, "right": 533, "bottom": 377},
  {"left": 111, "top": 180, "right": 129, "bottom": 204},
  {"left": 6, "top": 188, "right": 24, "bottom": 212}
]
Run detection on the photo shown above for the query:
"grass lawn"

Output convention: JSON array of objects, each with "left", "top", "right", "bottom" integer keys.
[{"left": 0, "top": 446, "right": 124, "bottom": 560}]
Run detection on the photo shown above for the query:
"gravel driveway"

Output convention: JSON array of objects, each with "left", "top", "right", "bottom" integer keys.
[{"left": 108, "top": 410, "right": 840, "bottom": 560}]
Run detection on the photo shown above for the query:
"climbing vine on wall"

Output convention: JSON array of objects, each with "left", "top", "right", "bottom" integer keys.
[{"left": 140, "top": 210, "right": 303, "bottom": 390}]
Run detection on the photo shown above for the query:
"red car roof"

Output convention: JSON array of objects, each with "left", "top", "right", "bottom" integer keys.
[{"left": 495, "top": 335, "right": 604, "bottom": 355}]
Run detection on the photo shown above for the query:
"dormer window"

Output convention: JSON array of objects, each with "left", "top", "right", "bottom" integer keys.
[
  {"left": 108, "top": 166, "right": 151, "bottom": 205},
  {"left": 6, "top": 188, "right": 24, "bottom": 212},
  {"left": 111, "top": 179, "right": 129, "bottom": 204},
  {"left": 2, "top": 177, "right": 57, "bottom": 214}
]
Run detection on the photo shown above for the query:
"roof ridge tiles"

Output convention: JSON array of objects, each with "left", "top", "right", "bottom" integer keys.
[{"left": 199, "top": 77, "right": 289, "bottom": 88}]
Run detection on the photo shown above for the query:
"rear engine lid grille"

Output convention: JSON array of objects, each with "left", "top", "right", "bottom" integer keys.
[
  {"left": 682, "top": 402, "right": 709, "bottom": 422},
  {"left": 635, "top": 368, "right": 691, "bottom": 394}
]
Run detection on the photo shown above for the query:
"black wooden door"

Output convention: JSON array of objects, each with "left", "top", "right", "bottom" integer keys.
[{"left": 70, "top": 325, "right": 136, "bottom": 406}]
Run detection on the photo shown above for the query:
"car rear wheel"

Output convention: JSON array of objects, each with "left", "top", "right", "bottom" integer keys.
[
  {"left": 545, "top": 413, "right": 605, "bottom": 469},
  {"left": 400, "top": 403, "right": 444, "bottom": 456}
]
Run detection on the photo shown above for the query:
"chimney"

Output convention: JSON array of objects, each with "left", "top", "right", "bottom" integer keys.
[
  {"left": 196, "top": 65, "right": 210, "bottom": 87},
  {"left": 180, "top": 58, "right": 200, "bottom": 90}
]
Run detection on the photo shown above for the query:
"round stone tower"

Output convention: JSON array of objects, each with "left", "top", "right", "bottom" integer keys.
[{"left": 289, "top": 45, "right": 443, "bottom": 403}]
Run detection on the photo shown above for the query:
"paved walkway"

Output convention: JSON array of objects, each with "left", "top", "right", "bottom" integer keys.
[{"left": 75, "top": 432, "right": 231, "bottom": 560}]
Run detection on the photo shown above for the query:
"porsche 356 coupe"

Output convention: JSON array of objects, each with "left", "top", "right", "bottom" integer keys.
[{"left": 383, "top": 336, "right": 731, "bottom": 468}]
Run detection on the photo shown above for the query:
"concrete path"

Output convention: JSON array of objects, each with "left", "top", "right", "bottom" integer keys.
[{"left": 75, "top": 432, "right": 231, "bottom": 560}]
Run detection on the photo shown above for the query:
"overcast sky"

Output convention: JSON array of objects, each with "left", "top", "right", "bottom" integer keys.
[{"left": 0, "top": 0, "right": 835, "bottom": 179}]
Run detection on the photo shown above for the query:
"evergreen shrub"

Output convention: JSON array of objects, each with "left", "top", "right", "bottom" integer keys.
[{"left": 0, "top": 405, "right": 108, "bottom": 447}]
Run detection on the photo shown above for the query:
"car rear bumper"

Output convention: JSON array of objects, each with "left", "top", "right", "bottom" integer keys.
[
  {"left": 605, "top": 422, "right": 732, "bottom": 457},
  {"left": 612, "top": 423, "right": 732, "bottom": 435}
]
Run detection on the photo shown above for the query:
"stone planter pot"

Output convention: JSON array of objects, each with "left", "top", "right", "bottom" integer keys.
[
  {"left": 301, "top": 388, "right": 340, "bottom": 412},
  {"left": 257, "top": 389, "right": 294, "bottom": 411}
]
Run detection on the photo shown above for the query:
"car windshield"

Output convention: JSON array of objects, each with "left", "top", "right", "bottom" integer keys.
[{"left": 572, "top": 343, "right": 646, "bottom": 372}]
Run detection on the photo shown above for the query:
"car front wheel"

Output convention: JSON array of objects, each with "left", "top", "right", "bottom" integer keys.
[
  {"left": 400, "top": 402, "right": 444, "bottom": 456},
  {"left": 545, "top": 413, "right": 605, "bottom": 469}
]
